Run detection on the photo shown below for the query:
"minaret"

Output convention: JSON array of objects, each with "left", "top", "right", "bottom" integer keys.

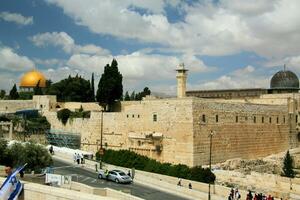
[{"left": 176, "top": 63, "right": 188, "bottom": 98}]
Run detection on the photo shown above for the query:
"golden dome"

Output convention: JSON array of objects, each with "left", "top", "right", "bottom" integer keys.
[{"left": 20, "top": 70, "right": 46, "bottom": 88}]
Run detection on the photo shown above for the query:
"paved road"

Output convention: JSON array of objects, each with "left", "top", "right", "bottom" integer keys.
[{"left": 53, "top": 159, "right": 190, "bottom": 200}]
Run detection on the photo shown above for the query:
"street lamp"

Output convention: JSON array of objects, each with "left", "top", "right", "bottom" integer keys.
[
  {"left": 99, "top": 110, "right": 104, "bottom": 169},
  {"left": 208, "top": 130, "right": 215, "bottom": 200}
]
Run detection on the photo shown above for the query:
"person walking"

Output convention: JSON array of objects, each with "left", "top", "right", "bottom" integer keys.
[
  {"left": 188, "top": 183, "right": 192, "bottom": 189},
  {"left": 177, "top": 178, "right": 182, "bottom": 186}
]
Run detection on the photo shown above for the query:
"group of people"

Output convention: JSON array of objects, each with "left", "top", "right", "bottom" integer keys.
[
  {"left": 228, "top": 188, "right": 241, "bottom": 200},
  {"left": 177, "top": 178, "right": 193, "bottom": 189},
  {"left": 246, "top": 191, "right": 275, "bottom": 200},
  {"left": 73, "top": 152, "right": 85, "bottom": 164},
  {"left": 228, "top": 189, "right": 275, "bottom": 200}
]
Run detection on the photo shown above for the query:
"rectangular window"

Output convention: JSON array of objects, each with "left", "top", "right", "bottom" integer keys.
[
  {"left": 138, "top": 115, "right": 140, "bottom": 118},
  {"left": 296, "top": 115, "right": 298, "bottom": 123},
  {"left": 236, "top": 116, "right": 238, "bottom": 123},
  {"left": 216, "top": 115, "right": 218, "bottom": 123},
  {"left": 269, "top": 117, "right": 272, "bottom": 123},
  {"left": 127, "top": 114, "right": 129, "bottom": 118},
  {"left": 153, "top": 114, "right": 157, "bottom": 122},
  {"left": 277, "top": 117, "right": 279, "bottom": 124},
  {"left": 262, "top": 117, "right": 264, "bottom": 123},
  {"left": 202, "top": 114, "right": 206, "bottom": 123},
  {"left": 253, "top": 116, "right": 256, "bottom": 123},
  {"left": 132, "top": 114, "right": 134, "bottom": 118},
  {"left": 283, "top": 116, "right": 285, "bottom": 124}
]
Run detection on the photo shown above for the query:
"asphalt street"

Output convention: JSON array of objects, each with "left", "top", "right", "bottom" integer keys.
[{"left": 53, "top": 159, "right": 190, "bottom": 200}]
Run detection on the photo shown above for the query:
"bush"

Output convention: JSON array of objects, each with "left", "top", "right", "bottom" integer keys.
[
  {"left": 57, "top": 108, "right": 90, "bottom": 125},
  {"left": 0, "top": 140, "right": 52, "bottom": 173},
  {"left": 282, "top": 150, "right": 295, "bottom": 178},
  {"left": 96, "top": 149, "right": 216, "bottom": 183}
]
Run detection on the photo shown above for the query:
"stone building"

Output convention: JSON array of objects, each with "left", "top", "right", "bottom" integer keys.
[{"left": 1, "top": 66, "right": 299, "bottom": 167}]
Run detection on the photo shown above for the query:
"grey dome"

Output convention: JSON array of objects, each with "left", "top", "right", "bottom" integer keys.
[{"left": 270, "top": 70, "right": 299, "bottom": 89}]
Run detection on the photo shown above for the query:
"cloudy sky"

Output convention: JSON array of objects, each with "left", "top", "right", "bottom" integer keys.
[{"left": 1, "top": 0, "right": 300, "bottom": 95}]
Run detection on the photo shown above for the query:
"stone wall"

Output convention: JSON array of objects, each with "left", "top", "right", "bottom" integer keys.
[
  {"left": 192, "top": 99, "right": 294, "bottom": 165},
  {"left": 0, "top": 100, "right": 34, "bottom": 113},
  {"left": 43, "top": 96, "right": 298, "bottom": 167}
]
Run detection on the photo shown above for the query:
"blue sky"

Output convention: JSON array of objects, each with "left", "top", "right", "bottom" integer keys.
[{"left": 0, "top": 0, "right": 299, "bottom": 95}]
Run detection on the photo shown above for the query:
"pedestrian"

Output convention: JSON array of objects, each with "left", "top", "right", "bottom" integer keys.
[
  {"left": 80, "top": 153, "right": 84, "bottom": 164},
  {"left": 127, "top": 170, "right": 131, "bottom": 177},
  {"left": 177, "top": 178, "right": 182, "bottom": 186},
  {"left": 234, "top": 188, "right": 241, "bottom": 200},
  {"left": 105, "top": 169, "right": 109, "bottom": 180},
  {"left": 228, "top": 192, "right": 234, "bottom": 200},
  {"left": 49, "top": 145, "right": 54, "bottom": 155},
  {"left": 73, "top": 153, "right": 77, "bottom": 163},
  {"left": 188, "top": 182, "right": 192, "bottom": 189},
  {"left": 76, "top": 153, "right": 81, "bottom": 164},
  {"left": 247, "top": 190, "right": 253, "bottom": 200},
  {"left": 266, "top": 195, "right": 273, "bottom": 200}
]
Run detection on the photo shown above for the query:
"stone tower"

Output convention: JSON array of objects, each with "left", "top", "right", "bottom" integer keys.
[{"left": 176, "top": 63, "right": 188, "bottom": 98}]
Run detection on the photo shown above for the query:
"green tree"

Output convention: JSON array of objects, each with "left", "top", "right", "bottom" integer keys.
[
  {"left": 0, "top": 90, "right": 6, "bottom": 99},
  {"left": 48, "top": 75, "right": 93, "bottom": 102},
  {"left": 44, "top": 79, "right": 52, "bottom": 95},
  {"left": 130, "top": 91, "right": 135, "bottom": 100},
  {"left": 124, "top": 91, "right": 130, "bottom": 101},
  {"left": 9, "top": 84, "right": 19, "bottom": 100},
  {"left": 7, "top": 142, "right": 52, "bottom": 173},
  {"left": 96, "top": 59, "right": 123, "bottom": 110},
  {"left": 34, "top": 80, "right": 43, "bottom": 95},
  {"left": 282, "top": 150, "right": 295, "bottom": 178},
  {"left": 91, "top": 73, "right": 95, "bottom": 101}
]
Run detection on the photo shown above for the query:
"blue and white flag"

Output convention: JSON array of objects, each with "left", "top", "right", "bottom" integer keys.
[{"left": 0, "top": 164, "right": 26, "bottom": 200}]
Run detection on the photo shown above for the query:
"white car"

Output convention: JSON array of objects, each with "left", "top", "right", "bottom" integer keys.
[{"left": 98, "top": 169, "right": 133, "bottom": 183}]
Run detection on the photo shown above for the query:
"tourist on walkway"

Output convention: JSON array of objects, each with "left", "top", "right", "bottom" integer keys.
[
  {"left": 177, "top": 178, "right": 182, "bottom": 186},
  {"left": 246, "top": 190, "right": 253, "bottom": 200},
  {"left": 234, "top": 188, "right": 241, "bottom": 200},
  {"left": 188, "top": 182, "right": 192, "bottom": 189}
]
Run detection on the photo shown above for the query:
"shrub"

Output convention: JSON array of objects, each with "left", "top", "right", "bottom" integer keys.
[
  {"left": 96, "top": 149, "right": 215, "bottom": 183},
  {"left": 0, "top": 141, "right": 53, "bottom": 173},
  {"left": 282, "top": 150, "right": 295, "bottom": 178},
  {"left": 57, "top": 109, "right": 71, "bottom": 125}
]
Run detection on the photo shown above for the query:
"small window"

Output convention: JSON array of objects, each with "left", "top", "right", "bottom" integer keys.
[
  {"left": 296, "top": 115, "right": 298, "bottom": 123},
  {"left": 127, "top": 114, "right": 129, "bottom": 118},
  {"left": 277, "top": 117, "right": 279, "bottom": 124},
  {"left": 132, "top": 114, "right": 134, "bottom": 118},
  {"left": 216, "top": 115, "right": 218, "bottom": 123},
  {"left": 40, "top": 104, "right": 43, "bottom": 108},
  {"left": 269, "top": 117, "right": 272, "bottom": 123},
  {"left": 262, "top": 117, "right": 264, "bottom": 123},
  {"left": 138, "top": 115, "right": 140, "bottom": 118},
  {"left": 153, "top": 114, "right": 157, "bottom": 122},
  {"left": 253, "top": 116, "right": 256, "bottom": 123},
  {"left": 245, "top": 116, "right": 248, "bottom": 121},
  {"left": 202, "top": 114, "right": 206, "bottom": 123},
  {"left": 283, "top": 116, "right": 285, "bottom": 124},
  {"left": 236, "top": 116, "right": 238, "bottom": 123},
  {"left": 138, "top": 141, "right": 141, "bottom": 146}
]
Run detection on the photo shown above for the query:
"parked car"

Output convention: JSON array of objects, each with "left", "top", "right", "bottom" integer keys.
[{"left": 98, "top": 169, "right": 132, "bottom": 183}]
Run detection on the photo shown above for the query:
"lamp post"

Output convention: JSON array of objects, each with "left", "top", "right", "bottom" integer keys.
[
  {"left": 99, "top": 110, "right": 104, "bottom": 169},
  {"left": 208, "top": 130, "right": 215, "bottom": 200}
]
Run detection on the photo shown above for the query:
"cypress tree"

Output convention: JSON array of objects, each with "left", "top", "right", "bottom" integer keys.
[
  {"left": 124, "top": 91, "right": 130, "bottom": 101},
  {"left": 91, "top": 73, "right": 95, "bottom": 101},
  {"left": 96, "top": 59, "right": 123, "bottom": 110},
  {"left": 282, "top": 150, "right": 295, "bottom": 178},
  {"left": 9, "top": 84, "right": 19, "bottom": 100},
  {"left": 34, "top": 80, "right": 43, "bottom": 95}
]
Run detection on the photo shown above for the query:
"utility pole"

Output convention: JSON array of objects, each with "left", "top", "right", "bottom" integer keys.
[
  {"left": 208, "top": 130, "right": 214, "bottom": 200},
  {"left": 99, "top": 110, "right": 104, "bottom": 169}
]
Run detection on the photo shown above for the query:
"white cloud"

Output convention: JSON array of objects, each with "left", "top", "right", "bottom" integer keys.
[
  {"left": 0, "top": 11, "right": 33, "bottom": 25},
  {"left": 30, "top": 32, "right": 110, "bottom": 55},
  {"left": 66, "top": 51, "right": 212, "bottom": 81},
  {"left": 34, "top": 58, "right": 65, "bottom": 67},
  {"left": 46, "top": 0, "right": 300, "bottom": 59},
  {"left": 0, "top": 46, "right": 35, "bottom": 71},
  {"left": 192, "top": 65, "right": 269, "bottom": 90}
]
